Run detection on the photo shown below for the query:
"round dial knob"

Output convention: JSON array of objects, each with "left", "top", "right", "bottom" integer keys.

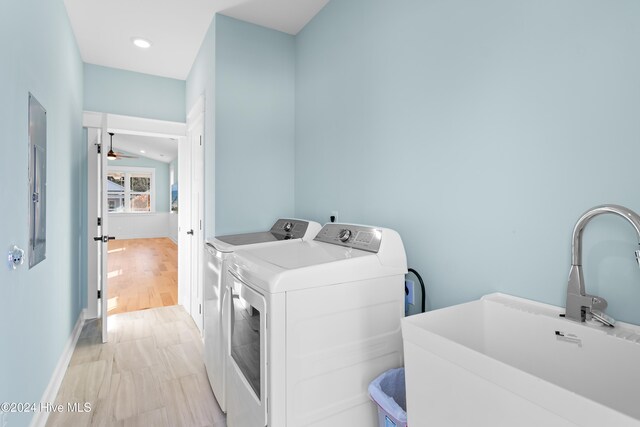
[
  {"left": 283, "top": 222, "right": 293, "bottom": 232},
  {"left": 338, "top": 229, "right": 352, "bottom": 242}
]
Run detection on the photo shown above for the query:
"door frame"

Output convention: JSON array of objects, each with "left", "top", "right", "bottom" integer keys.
[{"left": 83, "top": 112, "right": 188, "bottom": 324}]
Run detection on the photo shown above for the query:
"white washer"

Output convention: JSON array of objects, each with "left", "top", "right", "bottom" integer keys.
[
  {"left": 225, "top": 223, "right": 407, "bottom": 427},
  {"left": 204, "top": 219, "right": 321, "bottom": 412}
]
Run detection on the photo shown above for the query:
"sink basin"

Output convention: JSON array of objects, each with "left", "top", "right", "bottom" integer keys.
[{"left": 402, "top": 293, "right": 640, "bottom": 426}]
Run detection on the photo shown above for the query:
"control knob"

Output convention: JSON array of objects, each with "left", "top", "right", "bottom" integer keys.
[
  {"left": 338, "top": 229, "right": 352, "bottom": 242},
  {"left": 283, "top": 222, "right": 293, "bottom": 232}
]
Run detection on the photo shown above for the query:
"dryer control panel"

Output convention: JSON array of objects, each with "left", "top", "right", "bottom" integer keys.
[
  {"left": 314, "top": 224, "right": 382, "bottom": 253},
  {"left": 270, "top": 219, "right": 310, "bottom": 239}
]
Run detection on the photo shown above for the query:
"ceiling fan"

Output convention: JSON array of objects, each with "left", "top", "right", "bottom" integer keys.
[{"left": 107, "top": 132, "right": 138, "bottom": 160}]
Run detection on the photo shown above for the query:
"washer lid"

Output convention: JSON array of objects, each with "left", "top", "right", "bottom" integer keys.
[
  {"left": 237, "top": 240, "right": 370, "bottom": 270},
  {"left": 207, "top": 219, "right": 322, "bottom": 253},
  {"left": 216, "top": 231, "right": 283, "bottom": 246}
]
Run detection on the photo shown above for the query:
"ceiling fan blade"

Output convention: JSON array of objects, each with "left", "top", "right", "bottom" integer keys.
[{"left": 112, "top": 151, "right": 138, "bottom": 159}]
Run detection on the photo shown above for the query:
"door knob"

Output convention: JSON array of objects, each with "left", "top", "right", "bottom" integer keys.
[{"left": 187, "top": 229, "right": 194, "bottom": 235}]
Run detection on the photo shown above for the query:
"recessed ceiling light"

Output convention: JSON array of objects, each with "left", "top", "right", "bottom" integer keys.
[
  {"left": 159, "top": 154, "right": 165, "bottom": 157},
  {"left": 140, "top": 150, "right": 146, "bottom": 154},
  {"left": 131, "top": 37, "right": 152, "bottom": 49}
]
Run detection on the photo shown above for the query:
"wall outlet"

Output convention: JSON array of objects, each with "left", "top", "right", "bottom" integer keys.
[
  {"left": 330, "top": 211, "right": 339, "bottom": 223},
  {"left": 405, "top": 279, "right": 415, "bottom": 305}
]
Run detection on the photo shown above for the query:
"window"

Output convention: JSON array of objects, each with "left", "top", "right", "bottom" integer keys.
[
  {"left": 107, "top": 172, "right": 125, "bottom": 212},
  {"left": 129, "top": 174, "right": 152, "bottom": 212},
  {"left": 107, "top": 167, "right": 155, "bottom": 213}
]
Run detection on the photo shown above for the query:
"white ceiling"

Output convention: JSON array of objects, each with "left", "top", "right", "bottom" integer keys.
[
  {"left": 111, "top": 133, "right": 178, "bottom": 163},
  {"left": 220, "top": 0, "right": 329, "bottom": 36},
  {"left": 63, "top": 0, "right": 329, "bottom": 80}
]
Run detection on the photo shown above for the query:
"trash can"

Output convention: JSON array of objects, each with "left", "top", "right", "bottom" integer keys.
[{"left": 368, "top": 367, "right": 407, "bottom": 427}]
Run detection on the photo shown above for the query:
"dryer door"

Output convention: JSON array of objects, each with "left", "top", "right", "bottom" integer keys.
[
  {"left": 204, "top": 245, "right": 227, "bottom": 411},
  {"left": 227, "top": 272, "right": 268, "bottom": 427}
]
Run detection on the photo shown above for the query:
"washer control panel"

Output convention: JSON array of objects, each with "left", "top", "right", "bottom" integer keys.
[
  {"left": 270, "top": 219, "right": 310, "bottom": 239},
  {"left": 314, "top": 224, "right": 382, "bottom": 253}
]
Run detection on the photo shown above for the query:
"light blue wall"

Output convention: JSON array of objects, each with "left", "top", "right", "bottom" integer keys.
[
  {"left": 186, "top": 17, "right": 216, "bottom": 237},
  {"left": 108, "top": 153, "right": 171, "bottom": 212},
  {"left": 0, "top": 0, "right": 84, "bottom": 425},
  {"left": 295, "top": 0, "right": 640, "bottom": 323},
  {"left": 186, "top": 15, "right": 296, "bottom": 237},
  {"left": 84, "top": 63, "right": 186, "bottom": 122},
  {"left": 215, "top": 15, "right": 295, "bottom": 235},
  {"left": 170, "top": 158, "right": 179, "bottom": 186}
]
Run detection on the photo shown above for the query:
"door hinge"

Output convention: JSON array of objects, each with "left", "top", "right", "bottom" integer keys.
[
  {"left": 97, "top": 217, "right": 102, "bottom": 226},
  {"left": 200, "top": 220, "right": 202, "bottom": 230},
  {"left": 199, "top": 304, "right": 202, "bottom": 315},
  {"left": 97, "top": 290, "right": 101, "bottom": 299},
  {"left": 97, "top": 144, "right": 101, "bottom": 154},
  {"left": 199, "top": 135, "right": 202, "bottom": 146}
]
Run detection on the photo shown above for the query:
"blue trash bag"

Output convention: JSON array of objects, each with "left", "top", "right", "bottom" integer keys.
[{"left": 368, "top": 367, "right": 407, "bottom": 425}]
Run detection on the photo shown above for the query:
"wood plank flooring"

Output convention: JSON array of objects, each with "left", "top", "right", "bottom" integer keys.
[
  {"left": 46, "top": 306, "right": 225, "bottom": 427},
  {"left": 107, "top": 238, "right": 178, "bottom": 316}
]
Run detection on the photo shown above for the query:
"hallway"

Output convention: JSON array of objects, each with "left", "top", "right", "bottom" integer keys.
[
  {"left": 107, "top": 238, "right": 178, "bottom": 315},
  {"left": 46, "top": 306, "right": 224, "bottom": 427}
]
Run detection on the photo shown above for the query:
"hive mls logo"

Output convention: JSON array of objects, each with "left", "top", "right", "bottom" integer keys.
[{"left": 68, "top": 402, "right": 91, "bottom": 412}]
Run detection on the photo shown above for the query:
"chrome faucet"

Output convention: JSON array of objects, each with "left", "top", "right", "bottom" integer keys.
[{"left": 565, "top": 204, "right": 640, "bottom": 326}]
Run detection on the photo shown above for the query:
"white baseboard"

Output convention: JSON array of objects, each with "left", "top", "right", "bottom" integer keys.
[{"left": 29, "top": 309, "right": 86, "bottom": 427}]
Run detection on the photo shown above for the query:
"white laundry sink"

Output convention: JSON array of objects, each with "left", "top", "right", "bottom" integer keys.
[{"left": 401, "top": 293, "right": 640, "bottom": 427}]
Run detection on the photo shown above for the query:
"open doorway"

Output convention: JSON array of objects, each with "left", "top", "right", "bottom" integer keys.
[
  {"left": 105, "top": 133, "right": 179, "bottom": 315},
  {"left": 84, "top": 111, "right": 203, "bottom": 342}
]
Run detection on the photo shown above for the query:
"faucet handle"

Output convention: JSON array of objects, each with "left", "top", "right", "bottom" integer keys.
[
  {"left": 587, "top": 294, "right": 608, "bottom": 311},
  {"left": 590, "top": 309, "right": 615, "bottom": 327}
]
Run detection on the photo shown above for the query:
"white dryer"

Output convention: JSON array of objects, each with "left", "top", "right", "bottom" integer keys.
[
  {"left": 204, "top": 219, "right": 321, "bottom": 412},
  {"left": 225, "top": 223, "right": 407, "bottom": 427}
]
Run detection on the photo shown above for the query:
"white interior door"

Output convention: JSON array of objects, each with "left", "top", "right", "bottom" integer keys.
[
  {"left": 86, "top": 128, "right": 99, "bottom": 320},
  {"left": 98, "top": 115, "right": 111, "bottom": 343},
  {"left": 190, "top": 114, "right": 204, "bottom": 333},
  {"left": 178, "top": 98, "right": 205, "bottom": 333}
]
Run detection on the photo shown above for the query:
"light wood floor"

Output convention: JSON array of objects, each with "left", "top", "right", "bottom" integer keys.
[
  {"left": 46, "top": 306, "right": 225, "bottom": 427},
  {"left": 107, "top": 238, "right": 178, "bottom": 316}
]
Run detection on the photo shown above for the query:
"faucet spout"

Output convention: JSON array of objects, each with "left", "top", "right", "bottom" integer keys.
[
  {"left": 566, "top": 204, "right": 640, "bottom": 324},
  {"left": 571, "top": 204, "right": 640, "bottom": 266}
]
